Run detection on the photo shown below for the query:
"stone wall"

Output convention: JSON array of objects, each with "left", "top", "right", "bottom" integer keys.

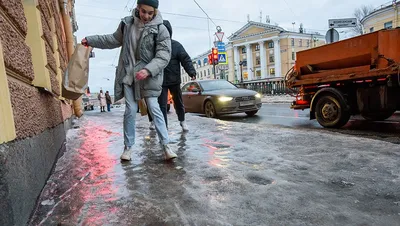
[{"left": 0, "top": 0, "right": 76, "bottom": 224}]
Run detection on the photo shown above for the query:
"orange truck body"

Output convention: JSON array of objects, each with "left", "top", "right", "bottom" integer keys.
[
  {"left": 288, "top": 28, "right": 400, "bottom": 88},
  {"left": 286, "top": 28, "right": 400, "bottom": 128}
]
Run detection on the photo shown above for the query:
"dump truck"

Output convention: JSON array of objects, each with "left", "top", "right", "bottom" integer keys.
[{"left": 285, "top": 28, "right": 400, "bottom": 128}]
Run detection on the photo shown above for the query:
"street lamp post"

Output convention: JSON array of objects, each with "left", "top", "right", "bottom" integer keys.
[{"left": 239, "top": 61, "right": 244, "bottom": 84}]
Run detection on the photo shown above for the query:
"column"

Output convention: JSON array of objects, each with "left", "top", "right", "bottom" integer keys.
[
  {"left": 0, "top": 42, "right": 16, "bottom": 143},
  {"left": 233, "top": 46, "right": 240, "bottom": 82},
  {"left": 245, "top": 44, "right": 253, "bottom": 80},
  {"left": 24, "top": 0, "right": 51, "bottom": 90},
  {"left": 273, "top": 38, "right": 281, "bottom": 78},
  {"left": 258, "top": 41, "right": 267, "bottom": 78}
]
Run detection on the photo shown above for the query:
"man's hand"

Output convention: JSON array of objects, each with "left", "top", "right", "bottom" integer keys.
[
  {"left": 136, "top": 69, "right": 150, "bottom": 80},
  {"left": 81, "top": 38, "right": 89, "bottom": 47}
]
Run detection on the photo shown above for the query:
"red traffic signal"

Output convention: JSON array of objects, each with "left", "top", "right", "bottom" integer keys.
[
  {"left": 212, "top": 48, "right": 219, "bottom": 64},
  {"left": 208, "top": 54, "right": 213, "bottom": 65}
]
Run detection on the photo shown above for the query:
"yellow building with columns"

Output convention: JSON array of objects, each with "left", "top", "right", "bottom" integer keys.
[
  {"left": 226, "top": 21, "right": 325, "bottom": 83},
  {"left": 181, "top": 21, "right": 325, "bottom": 84}
]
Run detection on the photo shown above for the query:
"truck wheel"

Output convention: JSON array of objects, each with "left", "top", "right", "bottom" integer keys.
[
  {"left": 315, "top": 95, "right": 350, "bottom": 128},
  {"left": 362, "top": 110, "right": 395, "bottom": 121}
]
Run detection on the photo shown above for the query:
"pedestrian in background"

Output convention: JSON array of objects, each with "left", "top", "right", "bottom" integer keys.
[
  {"left": 105, "top": 91, "right": 112, "bottom": 112},
  {"left": 81, "top": 0, "right": 177, "bottom": 161},
  {"left": 98, "top": 90, "right": 106, "bottom": 112}
]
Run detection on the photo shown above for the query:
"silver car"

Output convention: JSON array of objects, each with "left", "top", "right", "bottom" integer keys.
[{"left": 182, "top": 80, "right": 262, "bottom": 118}]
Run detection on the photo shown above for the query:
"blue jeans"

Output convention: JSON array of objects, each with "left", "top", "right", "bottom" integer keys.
[
  {"left": 123, "top": 84, "right": 169, "bottom": 147},
  {"left": 107, "top": 104, "right": 111, "bottom": 112}
]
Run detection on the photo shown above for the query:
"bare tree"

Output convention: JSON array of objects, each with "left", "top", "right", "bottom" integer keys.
[{"left": 353, "top": 5, "right": 374, "bottom": 35}]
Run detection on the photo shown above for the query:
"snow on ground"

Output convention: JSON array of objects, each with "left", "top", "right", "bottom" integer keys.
[{"left": 261, "top": 94, "right": 294, "bottom": 103}]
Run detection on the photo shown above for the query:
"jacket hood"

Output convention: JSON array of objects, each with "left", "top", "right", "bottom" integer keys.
[{"left": 163, "top": 20, "right": 172, "bottom": 37}]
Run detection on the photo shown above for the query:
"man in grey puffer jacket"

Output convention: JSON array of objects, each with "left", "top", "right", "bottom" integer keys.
[{"left": 81, "top": 0, "right": 177, "bottom": 161}]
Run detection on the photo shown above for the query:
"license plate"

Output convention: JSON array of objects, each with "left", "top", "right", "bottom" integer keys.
[{"left": 239, "top": 100, "right": 254, "bottom": 106}]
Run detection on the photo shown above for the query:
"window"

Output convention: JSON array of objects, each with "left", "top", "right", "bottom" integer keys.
[
  {"left": 269, "top": 54, "right": 275, "bottom": 63},
  {"left": 291, "top": 38, "right": 294, "bottom": 47},
  {"left": 256, "top": 57, "right": 260, "bottom": 65},
  {"left": 255, "top": 44, "right": 260, "bottom": 51},
  {"left": 269, "top": 68, "right": 275, "bottom": 75},
  {"left": 384, "top": 21, "right": 393, "bottom": 29},
  {"left": 182, "top": 82, "right": 200, "bottom": 92},
  {"left": 268, "top": 42, "right": 274, "bottom": 48},
  {"left": 370, "top": 27, "right": 374, "bottom": 33},
  {"left": 242, "top": 47, "right": 247, "bottom": 54},
  {"left": 208, "top": 69, "right": 210, "bottom": 75},
  {"left": 299, "top": 40, "right": 302, "bottom": 47},
  {"left": 307, "top": 40, "right": 310, "bottom": 47},
  {"left": 292, "top": 52, "right": 296, "bottom": 60},
  {"left": 204, "top": 70, "right": 206, "bottom": 76},
  {"left": 256, "top": 70, "right": 261, "bottom": 78},
  {"left": 200, "top": 71, "right": 203, "bottom": 77}
]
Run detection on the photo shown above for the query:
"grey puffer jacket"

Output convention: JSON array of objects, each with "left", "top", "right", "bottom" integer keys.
[{"left": 86, "top": 13, "right": 171, "bottom": 102}]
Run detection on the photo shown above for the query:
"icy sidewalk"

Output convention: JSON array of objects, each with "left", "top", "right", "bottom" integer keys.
[{"left": 29, "top": 107, "right": 400, "bottom": 226}]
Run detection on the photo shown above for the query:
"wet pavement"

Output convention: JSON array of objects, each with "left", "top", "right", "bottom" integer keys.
[
  {"left": 219, "top": 103, "right": 400, "bottom": 144},
  {"left": 30, "top": 106, "right": 400, "bottom": 225}
]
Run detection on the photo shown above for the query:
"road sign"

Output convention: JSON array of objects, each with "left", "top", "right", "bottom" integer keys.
[
  {"left": 325, "top": 28, "right": 339, "bottom": 44},
  {"left": 218, "top": 52, "right": 228, "bottom": 65},
  {"left": 217, "top": 42, "right": 225, "bottom": 52},
  {"left": 218, "top": 65, "right": 229, "bottom": 70},
  {"left": 215, "top": 32, "right": 224, "bottom": 42},
  {"left": 328, "top": 18, "right": 357, "bottom": 28}
]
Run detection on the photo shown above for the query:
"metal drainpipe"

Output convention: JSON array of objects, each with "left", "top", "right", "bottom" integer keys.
[{"left": 59, "top": 0, "right": 83, "bottom": 117}]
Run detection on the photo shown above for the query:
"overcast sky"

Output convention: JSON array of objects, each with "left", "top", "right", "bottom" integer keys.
[{"left": 75, "top": 0, "right": 388, "bottom": 94}]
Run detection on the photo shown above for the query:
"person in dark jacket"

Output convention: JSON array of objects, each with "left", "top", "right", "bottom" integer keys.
[
  {"left": 148, "top": 20, "right": 196, "bottom": 131},
  {"left": 105, "top": 91, "right": 112, "bottom": 112}
]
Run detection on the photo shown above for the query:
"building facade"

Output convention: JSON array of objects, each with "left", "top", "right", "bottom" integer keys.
[
  {"left": 181, "top": 21, "right": 325, "bottom": 85},
  {"left": 0, "top": 0, "right": 78, "bottom": 225},
  {"left": 361, "top": 1, "right": 399, "bottom": 34},
  {"left": 227, "top": 21, "right": 325, "bottom": 83},
  {"left": 181, "top": 50, "right": 228, "bottom": 83}
]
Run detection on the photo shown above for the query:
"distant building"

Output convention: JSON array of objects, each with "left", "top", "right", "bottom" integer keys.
[
  {"left": 226, "top": 21, "right": 325, "bottom": 83},
  {"left": 181, "top": 50, "right": 226, "bottom": 84},
  {"left": 181, "top": 21, "right": 325, "bottom": 85},
  {"left": 361, "top": 1, "right": 400, "bottom": 33}
]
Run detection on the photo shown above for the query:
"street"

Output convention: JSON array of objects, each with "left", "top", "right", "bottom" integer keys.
[
  {"left": 219, "top": 103, "right": 400, "bottom": 144},
  {"left": 29, "top": 105, "right": 400, "bottom": 226}
]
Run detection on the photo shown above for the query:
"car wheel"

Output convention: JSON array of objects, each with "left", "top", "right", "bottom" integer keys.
[
  {"left": 245, "top": 110, "right": 258, "bottom": 117},
  {"left": 204, "top": 100, "right": 217, "bottom": 118},
  {"left": 315, "top": 94, "right": 350, "bottom": 128},
  {"left": 167, "top": 104, "right": 170, "bottom": 112}
]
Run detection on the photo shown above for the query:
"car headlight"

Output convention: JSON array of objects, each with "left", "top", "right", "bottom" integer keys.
[
  {"left": 255, "top": 93, "right": 262, "bottom": 98},
  {"left": 218, "top": 96, "right": 233, "bottom": 102}
]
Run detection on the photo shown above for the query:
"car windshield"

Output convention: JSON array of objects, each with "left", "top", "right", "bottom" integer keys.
[{"left": 200, "top": 80, "right": 237, "bottom": 91}]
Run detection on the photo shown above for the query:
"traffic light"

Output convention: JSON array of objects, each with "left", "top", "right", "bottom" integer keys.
[
  {"left": 208, "top": 54, "right": 213, "bottom": 65},
  {"left": 212, "top": 48, "right": 219, "bottom": 65}
]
